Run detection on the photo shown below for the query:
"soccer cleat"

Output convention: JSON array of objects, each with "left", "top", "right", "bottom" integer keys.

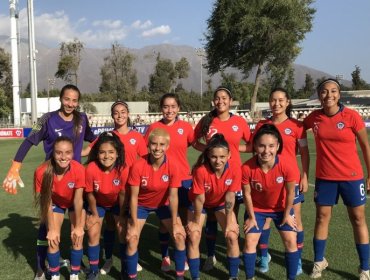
[
  {"left": 258, "top": 255, "right": 270, "bottom": 273},
  {"left": 34, "top": 272, "right": 46, "bottom": 280},
  {"left": 256, "top": 252, "right": 271, "bottom": 267},
  {"left": 297, "top": 258, "right": 303, "bottom": 275},
  {"left": 202, "top": 255, "right": 217, "bottom": 271},
  {"left": 309, "top": 258, "right": 328, "bottom": 278},
  {"left": 100, "top": 258, "right": 113, "bottom": 275},
  {"left": 50, "top": 275, "right": 60, "bottom": 280},
  {"left": 87, "top": 270, "right": 99, "bottom": 280},
  {"left": 161, "top": 256, "right": 171, "bottom": 272},
  {"left": 137, "top": 262, "right": 143, "bottom": 272},
  {"left": 228, "top": 278, "right": 238, "bottom": 280},
  {"left": 70, "top": 274, "right": 79, "bottom": 280},
  {"left": 184, "top": 259, "right": 189, "bottom": 271},
  {"left": 359, "top": 269, "right": 370, "bottom": 280}
]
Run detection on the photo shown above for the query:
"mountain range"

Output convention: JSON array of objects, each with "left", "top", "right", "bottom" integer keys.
[{"left": 0, "top": 35, "right": 345, "bottom": 95}]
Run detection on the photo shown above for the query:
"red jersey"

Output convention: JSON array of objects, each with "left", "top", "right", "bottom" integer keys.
[
  {"left": 89, "top": 129, "right": 147, "bottom": 167},
  {"left": 34, "top": 160, "right": 85, "bottom": 209},
  {"left": 304, "top": 106, "right": 365, "bottom": 180},
  {"left": 145, "top": 119, "right": 194, "bottom": 180},
  {"left": 127, "top": 155, "right": 181, "bottom": 208},
  {"left": 190, "top": 162, "right": 241, "bottom": 208},
  {"left": 85, "top": 161, "right": 129, "bottom": 207},
  {"left": 194, "top": 114, "right": 250, "bottom": 167},
  {"left": 253, "top": 118, "right": 306, "bottom": 183},
  {"left": 242, "top": 155, "right": 295, "bottom": 212}
]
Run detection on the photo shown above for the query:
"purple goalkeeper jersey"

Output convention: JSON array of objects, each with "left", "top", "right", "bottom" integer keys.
[{"left": 14, "top": 110, "right": 96, "bottom": 163}]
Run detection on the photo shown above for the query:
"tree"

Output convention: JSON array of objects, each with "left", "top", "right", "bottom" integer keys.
[
  {"left": 205, "top": 0, "right": 315, "bottom": 116},
  {"left": 55, "top": 38, "right": 84, "bottom": 85},
  {"left": 284, "top": 66, "right": 296, "bottom": 96},
  {"left": 175, "top": 57, "right": 190, "bottom": 87},
  {"left": 100, "top": 42, "right": 138, "bottom": 100},
  {"left": 351, "top": 65, "right": 369, "bottom": 90},
  {"left": 148, "top": 53, "right": 176, "bottom": 94},
  {"left": 0, "top": 48, "right": 12, "bottom": 118},
  {"left": 299, "top": 73, "right": 315, "bottom": 98}
]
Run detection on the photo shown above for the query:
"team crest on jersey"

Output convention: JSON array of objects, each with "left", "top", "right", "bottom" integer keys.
[
  {"left": 284, "top": 128, "right": 292, "bottom": 135},
  {"left": 113, "top": 179, "right": 120, "bottom": 186},
  {"left": 93, "top": 181, "right": 100, "bottom": 191},
  {"left": 162, "top": 175, "right": 169, "bottom": 182},
  {"left": 67, "top": 182, "right": 75, "bottom": 189},
  {"left": 204, "top": 183, "right": 211, "bottom": 193},
  {"left": 130, "top": 138, "right": 136, "bottom": 145},
  {"left": 232, "top": 125, "right": 239, "bottom": 132},
  {"left": 253, "top": 182, "right": 263, "bottom": 192},
  {"left": 336, "top": 122, "right": 345, "bottom": 130},
  {"left": 313, "top": 122, "right": 320, "bottom": 136},
  {"left": 225, "top": 179, "right": 232, "bottom": 186},
  {"left": 276, "top": 176, "right": 284, "bottom": 184},
  {"left": 177, "top": 128, "right": 184, "bottom": 135},
  {"left": 141, "top": 176, "right": 148, "bottom": 188}
]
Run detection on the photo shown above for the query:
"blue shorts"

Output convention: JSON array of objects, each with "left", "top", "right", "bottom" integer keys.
[
  {"left": 244, "top": 209, "right": 295, "bottom": 233},
  {"left": 235, "top": 190, "right": 244, "bottom": 204},
  {"left": 188, "top": 204, "right": 225, "bottom": 214},
  {"left": 136, "top": 205, "right": 172, "bottom": 220},
  {"left": 178, "top": 179, "right": 192, "bottom": 208},
  {"left": 94, "top": 204, "right": 120, "bottom": 218},
  {"left": 293, "top": 184, "right": 305, "bottom": 205},
  {"left": 52, "top": 204, "right": 74, "bottom": 214},
  {"left": 314, "top": 178, "right": 367, "bottom": 207}
]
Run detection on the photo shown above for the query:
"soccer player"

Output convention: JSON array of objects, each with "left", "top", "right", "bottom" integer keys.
[
  {"left": 84, "top": 132, "right": 129, "bottom": 280},
  {"left": 144, "top": 93, "right": 194, "bottom": 271},
  {"left": 125, "top": 128, "right": 186, "bottom": 280},
  {"left": 304, "top": 79, "right": 370, "bottom": 279},
  {"left": 193, "top": 86, "right": 250, "bottom": 270},
  {"left": 242, "top": 124, "right": 299, "bottom": 280},
  {"left": 244, "top": 88, "right": 309, "bottom": 274},
  {"left": 186, "top": 133, "right": 241, "bottom": 280},
  {"left": 82, "top": 101, "right": 147, "bottom": 275},
  {"left": 2, "top": 84, "right": 95, "bottom": 280},
  {"left": 34, "top": 136, "right": 85, "bottom": 280}
]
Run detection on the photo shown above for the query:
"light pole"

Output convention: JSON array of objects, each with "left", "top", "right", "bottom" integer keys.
[
  {"left": 47, "top": 78, "right": 55, "bottom": 112},
  {"left": 195, "top": 48, "right": 205, "bottom": 101}
]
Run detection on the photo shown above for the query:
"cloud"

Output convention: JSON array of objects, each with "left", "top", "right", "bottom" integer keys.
[
  {"left": 92, "top": 19, "right": 122, "bottom": 29},
  {"left": 131, "top": 20, "right": 152, "bottom": 29},
  {"left": 141, "top": 25, "right": 171, "bottom": 38}
]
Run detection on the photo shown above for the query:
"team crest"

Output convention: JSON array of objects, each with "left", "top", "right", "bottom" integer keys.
[
  {"left": 284, "top": 128, "right": 292, "bottom": 135},
  {"left": 93, "top": 181, "right": 100, "bottom": 191},
  {"left": 162, "top": 175, "right": 169, "bottom": 182},
  {"left": 113, "top": 179, "right": 120, "bottom": 186},
  {"left": 336, "top": 122, "right": 345, "bottom": 130},
  {"left": 225, "top": 179, "right": 232, "bottom": 186},
  {"left": 68, "top": 182, "right": 75, "bottom": 189},
  {"left": 130, "top": 138, "right": 136, "bottom": 145},
  {"left": 177, "top": 128, "right": 184, "bottom": 135},
  {"left": 276, "top": 176, "right": 284, "bottom": 183},
  {"left": 204, "top": 183, "right": 211, "bottom": 193},
  {"left": 232, "top": 125, "right": 239, "bottom": 132}
]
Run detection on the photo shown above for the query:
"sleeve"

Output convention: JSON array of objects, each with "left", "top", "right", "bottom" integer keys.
[
  {"left": 14, "top": 113, "right": 51, "bottom": 162},
  {"left": 74, "top": 162, "right": 86, "bottom": 189},
  {"left": 85, "top": 163, "right": 94, "bottom": 193},
  {"left": 282, "top": 161, "right": 296, "bottom": 183},
  {"left": 193, "top": 120, "right": 202, "bottom": 141},
  {"left": 351, "top": 109, "right": 366, "bottom": 132},
  {"left": 241, "top": 163, "right": 251, "bottom": 185},
  {"left": 127, "top": 161, "right": 142, "bottom": 186},
  {"left": 228, "top": 167, "right": 242, "bottom": 192},
  {"left": 295, "top": 120, "right": 307, "bottom": 140},
  {"left": 191, "top": 167, "right": 205, "bottom": 195},
  {"left": 34, "top": 167, "right": 42, "bottom": 193},
  {"left": 120, "top": 167, "right": 130, "bottom": 191},
  {"left": 303, "top": 112, "right": 313, "bottom": 130},
  {"left": 248, "top": 120, "right": 263, "bottom": 147},
  {"left": 83, "top": 114, "right": 97, "bottom": 143},
  {"left": 186, "top": 123, "right": 195, "bottom": 146},
  {"left": 136, "top": 134, "right": 148, "bottom": 157},
  {"left": 240, "top": 117, "right": 251, "bottom": 143},
  {"left": 144, "top": 125, "right": 154, "bottom": 145},
  {"left": 169, "top": 160, "right": 181, "bottom": 188}
]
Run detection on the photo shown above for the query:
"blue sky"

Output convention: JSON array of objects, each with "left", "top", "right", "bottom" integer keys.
[{"left": 0, "top": 0, "right": 369, "bottom": 82}]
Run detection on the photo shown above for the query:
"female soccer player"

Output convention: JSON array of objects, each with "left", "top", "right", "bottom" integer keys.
[
  {"left": 2, "top": 84, "right": 95, "bottom": 280},
  {"left": 34, "top": 136, "right": 85, "bottom": 280},
  {"left": 82, "top": 101, "right": 147, "bottom": 275},
  {"left": 242, "top": 124, "right": 298, "bottom": 280},
  {"left": 193, "top": 86, "right": 250, "bottom": 270},
  {"left": 84, "top": 132, "right": 129, "bottom": 280},
  {"left": 304, "top": 79, "right": 370, "bottom": 279},
  {"left": 186, "top": 133, "right": 241, "bottom": 280},
  {"left": 248, "top": 88, "right": 309, "bottom": 274},
  {"left": 125, "top": 128, "right": 186, "bottom": 280},
  {"left": 144, "top": 93, "right": 194, "bottom": 271}
]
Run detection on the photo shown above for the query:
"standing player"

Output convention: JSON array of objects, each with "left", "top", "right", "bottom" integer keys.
[
  {"left": 2, "top": 84, "right": 95, "bottom": 280},
  {"left": 304, "top": 79, "right": 370, "bottom": 279},
  {"left": 193, "top": 86, "right": 250, "bottom": 270},
  {"left": 144, "top": 93, "right": 194, "bottom": 271},
  {"left": 82, "top": 101, "right": 147, "bottom": 275},
  {"left": 186, "top": 133, "right": 241, "bottom": 280},
  {"left": 125, "top": 128, "right": 186, "bottom": 280},
  {"left": 244, "top": 88, "right": 309, "bottom": 274},
  {"left": 242, "top": 124, "right": 299, "bottom": 280},
  {"left": 34, "top": 136, "right": 85, "bottom": 280},
  {"left": 84, "top": 132, "right": 129, "bottom": 280}
]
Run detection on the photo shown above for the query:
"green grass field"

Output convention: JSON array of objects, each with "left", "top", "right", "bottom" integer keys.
[{"left": 0, "top": 133, "right": 369, "bottom": 279}]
